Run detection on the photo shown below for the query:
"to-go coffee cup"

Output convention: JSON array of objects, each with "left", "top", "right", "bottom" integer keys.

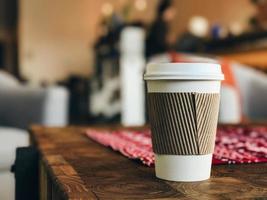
[{"left": 144, "top": 62, "right": 224, "bottom": 182}]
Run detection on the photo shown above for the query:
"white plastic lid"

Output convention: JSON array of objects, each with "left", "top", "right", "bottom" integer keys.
[{"left": 144, "top": 62, "right": 224, "bottom": 80}]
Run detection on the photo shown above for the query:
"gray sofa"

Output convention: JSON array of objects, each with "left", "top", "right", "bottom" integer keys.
[{"left": 0, "top": 71, "right": 69, "bottom": 200}]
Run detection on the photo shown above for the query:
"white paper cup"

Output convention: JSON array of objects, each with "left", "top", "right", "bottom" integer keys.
[{"left": 144, "top": 62, "right": 224, "bottom": 182}]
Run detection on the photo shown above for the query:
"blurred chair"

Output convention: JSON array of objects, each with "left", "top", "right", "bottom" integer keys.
[
  {"left": 232, "top": 62, "right": 267, "bottom": 121},
  {"left": 0, "top": 70, "right": 69, "bottom": 200},
  {"left": 149, "top": 53, "right": 267, "bottom": 123}
]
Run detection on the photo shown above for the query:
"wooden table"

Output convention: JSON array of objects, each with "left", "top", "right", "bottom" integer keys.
[{"left": 30, "top": 126, "right": 267, "bottom": 200}]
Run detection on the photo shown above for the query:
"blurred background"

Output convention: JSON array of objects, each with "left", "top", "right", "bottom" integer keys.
[
  {"left": 2, "top": 0, "right": 267, "bottom": 199},
  {"left": 1, "top": 0, "right": 267, "bottom": 126},
  {"left": 0, "top": 0, "right": 267, "bottom": 124}
]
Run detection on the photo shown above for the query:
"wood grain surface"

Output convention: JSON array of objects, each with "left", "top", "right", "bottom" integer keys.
[{"left": 30, "top": 125, "right": 267, "bottom": 200}]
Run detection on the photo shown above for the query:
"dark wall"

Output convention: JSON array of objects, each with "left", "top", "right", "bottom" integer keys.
[
  {"left": 0, "top": 0, "right": 19, "bottom": 77},
  {"left": 0, "top": 0, "right": 18, "bottom": 29},
  {"left": 0, "top": 44, "right": 3, "bottom": 68}
]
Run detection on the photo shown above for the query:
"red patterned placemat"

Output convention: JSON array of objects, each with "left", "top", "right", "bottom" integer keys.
[{"left": 86, "top": 126, "right": 267, "bottom": 166}]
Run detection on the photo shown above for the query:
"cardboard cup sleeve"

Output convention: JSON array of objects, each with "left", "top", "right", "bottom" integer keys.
[{"left": 148, "top": 92, "right": 220, "bottom": 155}]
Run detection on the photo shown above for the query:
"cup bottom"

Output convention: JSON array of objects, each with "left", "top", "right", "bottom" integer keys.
[{"left": 155, "top": 154, "right": 212, "bottom": 182}]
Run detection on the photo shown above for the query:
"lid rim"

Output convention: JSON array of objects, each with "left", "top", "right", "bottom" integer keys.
[
  {"left": 144, "top": 62, "right": 224, "bottom": 80},
  {"left": 144, "top": 74, "right": 224, "bottom": 81}
]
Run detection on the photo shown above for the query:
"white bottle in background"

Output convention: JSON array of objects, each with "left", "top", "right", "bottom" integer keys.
[{"left": 119, "top": 27, "right": 146, "bottom": 126}]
